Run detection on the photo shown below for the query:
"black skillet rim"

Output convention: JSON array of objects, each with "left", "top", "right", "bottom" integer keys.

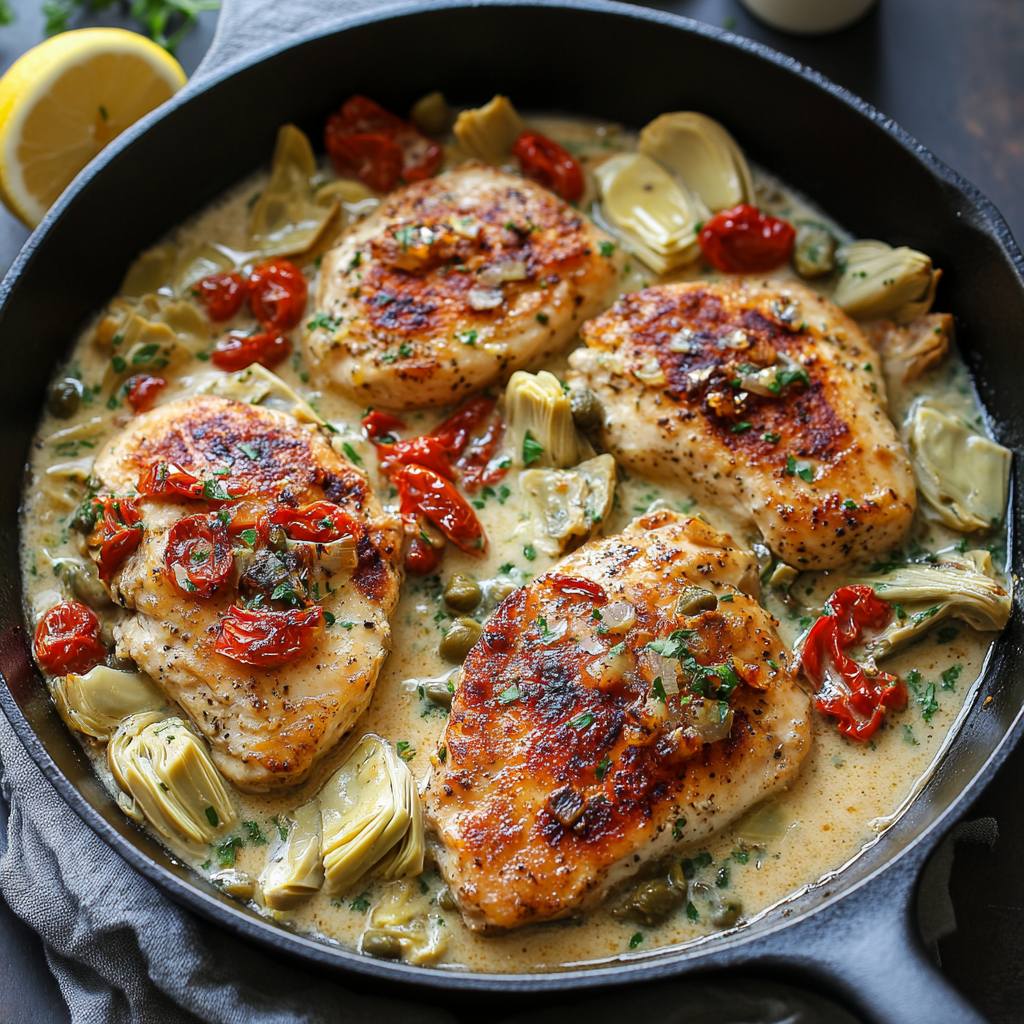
[{"left": 1, "top": 0, "right": 1022, "bottom": 995}]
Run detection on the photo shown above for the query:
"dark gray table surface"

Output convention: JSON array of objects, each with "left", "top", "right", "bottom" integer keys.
[{"left": 2, "top": 1, "right": 1023, "bottom": 1021}]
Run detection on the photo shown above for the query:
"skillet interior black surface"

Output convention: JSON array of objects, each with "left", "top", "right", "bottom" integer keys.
[{"left": 0, "top": 2, "right": 1022, "bottom": 1021}]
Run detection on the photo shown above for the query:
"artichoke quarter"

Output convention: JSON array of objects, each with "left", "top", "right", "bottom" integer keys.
[
  {"left": 593, "top": 152, "right": 707, "bottom": 275},
  {"left": 51, "top": 665, "right": 165, "bottom": 743},
  {"left": 905, "top": 400, "right": 1011, "bottom": 532},
  {"left": 520, "top": 454, "right": 617, "bottom": 556},
  {"left": 260, "top": 801, "right": 325, "bottom": 910},
  {"left": 833, "top": 240, "right": 940, "bottom": 323},
  {"left": 319, "top": 734, "right": 424, "bottom": 894},
  {"left": 852, "top": 555, "right": 1012, "bottom": 661},
  {"left": 452, "top": 94, "right": 526, "bottom": 166},
  {"left": 505, "top": 370, "right": 594, "bottom": 470},
  {"left": 108, "top": 712, "right": 237, "bottom": 856},
  {"left": 638, "top": 111, "right": 754, "bottom": 213}
]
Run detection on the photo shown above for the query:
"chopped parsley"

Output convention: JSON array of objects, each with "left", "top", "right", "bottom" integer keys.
[
  {"left": 595, "top": 754, "right": 612, "bottom": 781},
  {"left": 522, "top": 430, "right": 545, "bottom": 464},
  {"left": 599, "top": 240, "right": 616, "bottom": 258},
  {"left": 941, "top": 664, "right": 962, "bottom": 690},
  {"left": 523, "top": 544, "right": 537, "bottom": 561},
  {"left": 204, "top": 806, "right": 219, "bottom": 827},
  {"left": 342, "top": 441, "right": 362, "bottom": 465},
  {"left": 349, "top": 891, "right": 371, "bottom": 912},
  {"left": 762, "top": 432, "right": 781, "bottom": 444},
  {"left": 730, "top": 421, "right": 752, "bottom": 434},
  {"left": 628, "top": 932, "right": 644, "bottom": 949},
  {"left": 651, "top": 676, "right": 668, "bottom": 704},
  {"left": 569, "top": 711, "right": 594, "bottom": 730},
  {"left": 396, "top": 740, "right": 416, "bottom": 762},
  {"left": 242, "top": 821, "right": 267, "bottom": 846},
  {"left": 672, "top": 817, "right": 687, "bottom": 841}
]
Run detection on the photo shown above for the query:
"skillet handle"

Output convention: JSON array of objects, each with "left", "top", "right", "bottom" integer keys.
[
  {"left": 191, "top": 0, "right": 390, "bottom": 82},
  {"left": 776, "top": 845, "right": 989, "bottom": 1024}
]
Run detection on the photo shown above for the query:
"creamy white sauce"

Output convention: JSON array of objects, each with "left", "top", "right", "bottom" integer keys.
[{"left": 19, "top": 114, "right": 1006, "bottom": 973}]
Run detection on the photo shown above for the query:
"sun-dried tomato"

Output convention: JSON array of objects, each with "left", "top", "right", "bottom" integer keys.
[
  {"left": 404, "top": 535, "right": 442, "bottom": 575},
  {"left": 195, "top": 272, "right": 247, "bottom": 322},
  {"left": 165, "top": 514, "right": 233, "bottom": 598},
  {"left": 511, "top": 131, "right": 584, "bottom": 202},
  {"left": 247, "top": 258, "right": 308, "bottom": 331},
  {"left": 324, "top": 94, "right": 442, "bottom": 193},
  {"left": 34, "top": 601, "right": 106, "bottom": 676},
  {"left": 87, "top": 495, "right": 143, "bottom": 582},
  {"left": 800, "top": 585, "right": 907, "bottom": 742},
  {"left": 269, "top": 502, "right": 358, "bottom": 543},
  {"left": 215, "top": 605, "right": 323, "bottom": 668},
  {"left": 699, "top": 204, "right": 796, "bottom": 274},
  {"left": 137, "top": 463, "right": 236, "bottom": 505},
  {"left": 361, "top": 410, "right": 406, "bottom": 441},
  {"left": 431, "top": 396, "right": 495, "bottom": 455},
  {"left": 393, "top": 463, "right": 486, "bottom": 555},
  {"left": 125, "top": 374, "right": 166, "bottom": 413},
  {"left": 377, "top": 435, "right": 456, "bottom": 480},
  {"left": 211, "top": 330, "right": 290, "bottom": 372}
]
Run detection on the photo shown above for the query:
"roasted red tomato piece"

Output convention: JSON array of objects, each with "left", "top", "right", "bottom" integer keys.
[
  {"left": 34, "top": 601, "right": 106, "bottom": 675},
  {"left": 165, "top": 513, "right": 233, "bottom": 598},
  {"left": 215, "top": 605, "right": 323, "bottom": 668},
  {"left": 405, "top": 535, "right": 442, "bottom": 575},
  {"left": 88, "top": 495, "right": 143, "bottom": 582},
  {"left": 195, "top": 271, "right": 247, "bottom": 322},
  {"left": 269, "top": 501, "right": 358, "bottom": 543},
  {"left": 393, "top": 464, "right": 486, "bottom": 555},
  {"left": 125, "top": 373, "right": 166, "bottom": 413},
  {"left": 247, "top": 258, "right": 308, "bottom": 331},
  {"left": 324, "top": 94, "right": 442, "bottom": 193},
  {"left": 511, "top": 131, "right": 585, "bottom": 202},
  {"left": 211, "top": 330, "right": 290, "bottom": 372},
  {"left": 698, "top": 204, "right": 796, "bottom": 274},
  {"left": 457, "top": 416, "right": 508, "bottom": 492},
  {"left": 361, "top": 410, "right": 406, "bottom": 442},
  {"left": 800, "top": 584, "right": 907, "bottom": 742}
]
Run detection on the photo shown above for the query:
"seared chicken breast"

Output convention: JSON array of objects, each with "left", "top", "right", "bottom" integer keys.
[
  {"left": 308, "top": 163, "right": 619, "bottom": 409},
  {"left": 423, "top": 511, "right": 810, "bottom": 932},
  {"left": 90, "top": 395, "right": 402, "bottom": 792},
  {"left": 568, "top": 280, "right": 916, "bottom": 568}
]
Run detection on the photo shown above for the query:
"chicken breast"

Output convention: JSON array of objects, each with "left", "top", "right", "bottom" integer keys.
[
  {"left": 568, "top": 280, "right": 916, "bottom": 568},
  {"left": 423, "top": 511, "right": 810, "bottom": 932},
  {"left": 307, "top": 162, "right": 620, "bottom": 409},
  {"left": 90, "top": 395, "right": 403, "bottom": 792}
]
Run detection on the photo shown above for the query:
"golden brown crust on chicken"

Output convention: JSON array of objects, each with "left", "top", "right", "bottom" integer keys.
[
  {"left": 91, "top": 396, "right": 403, "bottom": 792},
  {"left": 307, "top": 163, "right": 620, "bottom": 408},
  {"left": 423, "top": 511, "right": 810, "bottom": 932},
  {"left": 568, "top": 280, "right": 916, "bottom": 568}
]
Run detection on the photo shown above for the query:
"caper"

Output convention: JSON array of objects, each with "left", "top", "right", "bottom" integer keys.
[
  {"left": 675, "top": 586, "right": 718, "bottom": 616},
  {"left": 439, "top": 617, "right": 482, "bottom": 663},
  {"left": 361, "top": 931, "right": 403, "bottom": 959},
  {"left": 570, "top": 386, "right": 603, "bottom": 431},
  {"left": 711, "top": 898, "right": 743, "bottom": 929},
  {"left": 70, "top": 499, "right": 97, "bottom": 535},
  {"left": 70, "top": 565, "right": 113, "bottom": 610},
  {"left": 612, "top": 877, "right": 686, "bottom": 926},
  {"left": 444, "top": 572, "right": 482, "bottom": 613},
  {"left": 47, "top": 378, "right": 83, "bottom": 419},
  {"left": 423, "top": 673, "right": 456, "bottom": 709},
  {"left": 410, "top": 90, "right": 452, "bottom": 135},
  {"left": 436, "top": 887, "right": 458, "bottom": 912}
]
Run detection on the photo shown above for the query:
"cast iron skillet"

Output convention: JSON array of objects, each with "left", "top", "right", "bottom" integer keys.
[{"left": 0, "top": 1, "right": 1021, "bottom": 1021}]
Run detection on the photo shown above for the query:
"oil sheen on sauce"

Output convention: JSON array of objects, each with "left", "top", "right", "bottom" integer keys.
[{"left": 19, "top": 115, "right": 1005, "bottom": 974}]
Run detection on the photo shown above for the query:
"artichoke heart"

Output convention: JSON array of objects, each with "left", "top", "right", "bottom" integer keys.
[
  {"left": 869, "top": 313, "right": 952, "bottom": 387},
  {"left": 250, "top": 124, "right": 340, "bottom": 258},
  {"left": 362, "top": 879, "right": 447, "bottom": 965},
  {"left": 594, "top": 153, "right": 706, "bottom": 274},
  {"left": 521, "top": 454, "right": 617, "bottom": 556},
  {"left": 853, "top": 556, "right": 1012, "bottom": 661},
  {"left": 108, "top": 712, "right": 237, "bottom": 855},
  {"left": 505, "top": 370, "right": 593, "bottom": 469},
  {"left": 174, "top": 243, "right": 237, "bottom": 296},
  {"left": 452, "top": 94, "right": 525, "bottom": 166},
  {"left": 833, "top": 240, "right": 940, "bottom": 322},
  {"left": 319, "top": 734, "right": 421, "bottom": 894},
  {"left": 120, "top": 243, "right": 177, "bottom": 297},
  {"left": 260, "top": 800, "right": 325, "bottom": 910},
  {"left": 51, "top": 665, "right": 165, "bottom": 743},
  {"left": 906, "top": 400, "right": 1010, "bottom": 531},
  {"left": 205, "top": 363, "right": 328, "bottom": 429},
  {"left": 638, "top": 111, "right": 753, "bottom": 212}
]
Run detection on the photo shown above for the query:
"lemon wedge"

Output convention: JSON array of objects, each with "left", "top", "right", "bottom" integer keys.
[{"left": 0, "top": 29, "right": 185, "bottom": 227}]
